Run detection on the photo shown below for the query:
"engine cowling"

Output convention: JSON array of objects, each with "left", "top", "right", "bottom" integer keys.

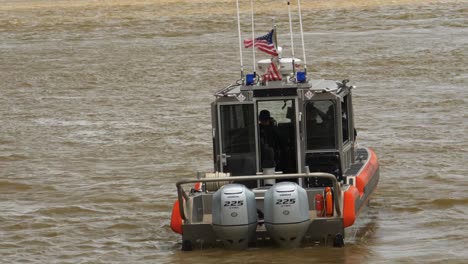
[
  {"left": 264, "top": 181, "right": 310, "bottom": 248},
  {"left": 212, "top": 184, "right": 257, "bottom": 249}
]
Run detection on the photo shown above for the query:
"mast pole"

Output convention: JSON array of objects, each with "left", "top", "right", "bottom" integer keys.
[
  {"left": 250, "top": 0, "right": 256, "bottom": 76},
  {"left": 272, "top": 17, "right": 278, "bottom": 51},
  {"left": 297, "top": 0, "right": 307, "bottom": 74},
  {"left": 287, "top": 1, "right": 296, "bottom": 78},
  {"left": 236, "top": 0, "right": 244, "bottom": 80}
]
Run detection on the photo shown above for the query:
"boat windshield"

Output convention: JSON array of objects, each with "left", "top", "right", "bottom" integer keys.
[{"left": 305, "top": 100, "right": 336, "bottom": 150}]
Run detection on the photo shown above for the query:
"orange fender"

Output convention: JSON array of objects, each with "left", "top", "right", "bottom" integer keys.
[
  {"left": 170, "top": 200, "right": 183, "bottom": 234},
  {"left": 325, "top": 187, "right": 334, "bottom": 217},
  {"left": 355, "top": 148, "right": 379, "bottom": 196},
  {"left": 170, "top": 183, "right": 200, "bottom": 235},
  {"left": 343, "top": 185, "right": 359, "bottom": 228}
]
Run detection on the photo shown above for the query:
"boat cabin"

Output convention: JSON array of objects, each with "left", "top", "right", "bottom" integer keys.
[{"left": 211, "top": 78, "right": 357, "bottom": 187}]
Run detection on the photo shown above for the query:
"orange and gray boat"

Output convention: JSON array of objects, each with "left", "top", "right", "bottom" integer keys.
[{"left": 170, "top": 1, "right": 379, "bottom": 251}]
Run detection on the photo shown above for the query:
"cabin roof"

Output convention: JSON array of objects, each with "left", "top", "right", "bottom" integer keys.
[{"left": 215, "top": 79, "right": 344, "bottom": 98}]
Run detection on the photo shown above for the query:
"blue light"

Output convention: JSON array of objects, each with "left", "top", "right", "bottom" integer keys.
[
  {"left": 297, "top": 71, "right": 307, "bottom": 83},
  {"left": 246, "top": 73, "right": 255, "bottom": 85}
]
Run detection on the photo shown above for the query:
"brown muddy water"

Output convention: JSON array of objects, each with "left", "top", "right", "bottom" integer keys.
[{"left": 0, "top": 0, "right": 467, "bottom": 263}]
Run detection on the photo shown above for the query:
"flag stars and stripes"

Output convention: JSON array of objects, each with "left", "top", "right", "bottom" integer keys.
[
  {"left": 243, "top": 29, "right": 279, "bottom": 57},
  {"left": 263, "top": 61, "right": 282, "bottom": 81}
]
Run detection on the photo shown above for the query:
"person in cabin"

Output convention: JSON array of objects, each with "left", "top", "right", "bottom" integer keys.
[{"left": 258, "top": 110, "right": 282, "bottom": 170}]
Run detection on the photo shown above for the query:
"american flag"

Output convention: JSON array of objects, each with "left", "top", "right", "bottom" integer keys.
[
  {"left": 263, "top": 61, "right": 282, "bottom": 81},
  {"left": 243, "top": 29, "right": 278, "bottom": 57}
]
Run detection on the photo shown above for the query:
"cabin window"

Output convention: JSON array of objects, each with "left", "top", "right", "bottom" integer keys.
[
  {"left": 306, "top": 101, "right": 336, "bottom": 150},
  {"left": 219, "top": 104, "right": 257, "bottom": 176},
  {"left": 220, "top": 104, "right": 256, "bottom": 154},
  {"left": 342, "top": 95, "right": 350, "bottom": 143}
]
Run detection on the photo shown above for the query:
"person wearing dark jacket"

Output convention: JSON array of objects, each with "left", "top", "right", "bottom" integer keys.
[{"left": 258, "top": 110, "right": 282, "bottom": 170}]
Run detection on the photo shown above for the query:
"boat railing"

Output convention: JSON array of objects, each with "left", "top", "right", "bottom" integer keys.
[
  {"left": 176, "top": 172, "right": 342, "bottom": 222},
  {"left": 214, "top": 82, "right": 241, "bottom": 97}
]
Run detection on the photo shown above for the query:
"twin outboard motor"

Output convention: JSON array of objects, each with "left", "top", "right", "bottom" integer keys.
[
  {"left": 264, "top": 182, "right": 310, "bottom": 248},
  {"left": 212, "top": 184, "right": 257, "bottom": 249}
]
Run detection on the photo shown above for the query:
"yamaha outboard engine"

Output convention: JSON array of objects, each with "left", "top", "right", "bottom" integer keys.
[
  {"left": 212, "top": 184, "right": 257, "bottom": 249},
  {"left": 264, "top": 182, "right": 310, "bottom": 248}
]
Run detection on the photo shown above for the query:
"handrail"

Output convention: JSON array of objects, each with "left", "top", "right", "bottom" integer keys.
[
  {"left": 214, "top": 83, "right": 240, "bottom": 97},
  {"left": 176, "top": 172, "right": 342, "bottom": 222}
]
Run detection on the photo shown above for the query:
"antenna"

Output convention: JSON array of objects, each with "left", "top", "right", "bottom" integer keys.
[
  {"left": 272, "top": 17, "right": 278, "bottom": 50},
  {"left": 235, "top": 0, "right": 244, "bottom": 80},
  {"left": 297, "top": 0, "right": 308, "bottom": 74},
  {"left": 287, "top": 1, "right": 296, "bottom": 78},
  {"left": 250, "top": 0, "right": 256, "bottom": 76}
]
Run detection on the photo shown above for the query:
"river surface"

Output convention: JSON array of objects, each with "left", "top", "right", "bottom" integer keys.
[{"left": 0, "top": 0, "right": 467, "bottom": 263}]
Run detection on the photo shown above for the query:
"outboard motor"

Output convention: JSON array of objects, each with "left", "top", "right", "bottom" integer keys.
[
  {"left": 212, "top": 184, "right": 257, "bottom": 249},
  {"left": 264, "top": 182, "right": 310, "bottom": 248}
]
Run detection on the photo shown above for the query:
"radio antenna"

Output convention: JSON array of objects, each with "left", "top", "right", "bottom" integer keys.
[
  {"left": 297, "top": 0, "right": 307, "bottom": 74},
  {"left": 236, "top": 0, "right": 244, "bottom": 80},
  {"left": 287, "top": 2, "right": 296, "bottom": 77},
  {"left": 250, "top": 0, "right": 256, "bottom": 76}
]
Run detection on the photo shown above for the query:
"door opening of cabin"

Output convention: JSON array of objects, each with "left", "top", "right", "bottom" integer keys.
[{"left": 257, "top": 99, "right": 297, "bottom": 174}]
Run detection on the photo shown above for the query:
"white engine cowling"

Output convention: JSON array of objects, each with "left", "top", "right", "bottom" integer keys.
[
  {"left": 212, "top": 184, "right": 257, "bottom": 249},
  {"left": 264, "top": 181, "right": 310, "bottom": 248}
]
